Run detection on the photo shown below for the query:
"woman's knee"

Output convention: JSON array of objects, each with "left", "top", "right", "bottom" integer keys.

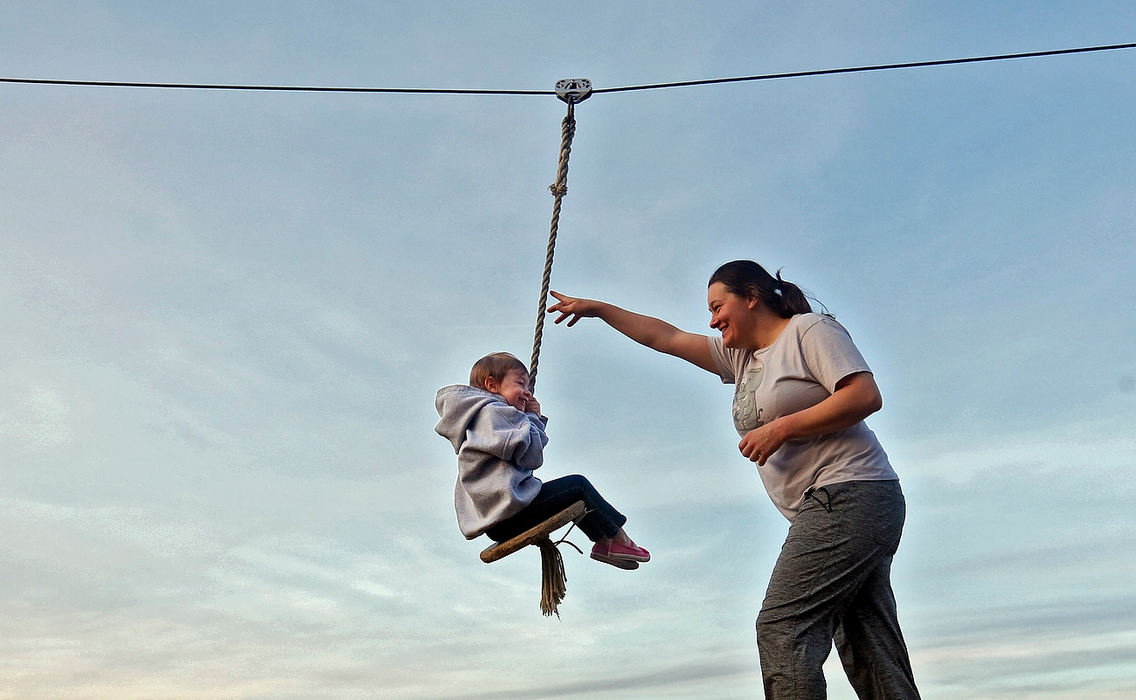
[
  {"left": 756, "top": 606, "right": 833, "bottom": 660},
  {"left": 755, "top": 608, "right": 790, "bottom": 650}
]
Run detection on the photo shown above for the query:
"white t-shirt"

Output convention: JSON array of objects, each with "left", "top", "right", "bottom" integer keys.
[{"left": 708, "top": 313, "right": 898, "bottom": 520}]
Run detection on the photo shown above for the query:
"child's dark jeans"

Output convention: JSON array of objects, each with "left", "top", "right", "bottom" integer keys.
[{"left": 485, "top": 474, "right": 627, "bottom": 543}]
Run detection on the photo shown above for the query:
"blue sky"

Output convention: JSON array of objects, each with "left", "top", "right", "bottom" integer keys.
[{"left": 2, "top": 2, "right": 1135, "bottom": 698}]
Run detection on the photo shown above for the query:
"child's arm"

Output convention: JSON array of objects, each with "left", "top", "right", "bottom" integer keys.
[{"left": 462, "top": 403, "right": 548, "bottom": 469}]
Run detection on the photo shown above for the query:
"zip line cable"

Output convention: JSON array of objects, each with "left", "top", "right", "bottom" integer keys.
[
  {"left": 0, "top": 77, "right": 549, "bottom": 95},
  {"left": 595, "top": 42, "right": 1136, "bottom": 94},
  {"left": 2, "top": 42, "right": 1134, "bottom": 96}
]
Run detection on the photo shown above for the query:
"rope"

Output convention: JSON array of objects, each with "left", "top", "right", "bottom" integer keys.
[
  {"left": 528, "top": 98, "right": 584, "bottom": 616},
  {"left": 552, "top": 516, "right": 585, "bottom": 555},
  {"left": 528, "top": 100, "right": 576, "bottom": 392},
  {"left": 513, "top": 91, "right": 587, "bottom": 616}
]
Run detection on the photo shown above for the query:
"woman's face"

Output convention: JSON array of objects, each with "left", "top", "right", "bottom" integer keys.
[{"left": 708, "top": 282, "right": 756, "bottom": 349}]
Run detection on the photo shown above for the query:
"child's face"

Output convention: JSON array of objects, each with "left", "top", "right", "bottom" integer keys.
[{"left": 487, "top": 369, "right": 532, "bottom": 411}]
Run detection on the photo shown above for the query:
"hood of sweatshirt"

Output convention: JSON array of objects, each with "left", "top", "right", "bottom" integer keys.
[{"left": 434, "top": 384, "right": 502, "bottom": 452}]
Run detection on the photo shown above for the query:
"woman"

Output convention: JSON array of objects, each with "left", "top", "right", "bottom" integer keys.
[{"left": 547, "top": 260, "right": 919, "bottom": 699}]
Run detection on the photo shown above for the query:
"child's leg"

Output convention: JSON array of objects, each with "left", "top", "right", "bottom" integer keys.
[{"left": 485, "top": 474, "right": 627, "bottom": 544}]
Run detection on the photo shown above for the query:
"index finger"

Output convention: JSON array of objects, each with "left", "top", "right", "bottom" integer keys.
[{"left": 547, "top": 291, "right": 571, "bottom": 311}]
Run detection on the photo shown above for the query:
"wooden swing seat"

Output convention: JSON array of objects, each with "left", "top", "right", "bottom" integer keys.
[{"left": 480, "top": 500, "right": 586, "bottom": 563}]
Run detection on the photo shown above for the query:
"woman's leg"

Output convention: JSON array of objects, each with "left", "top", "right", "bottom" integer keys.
[
  {"left": 833, "top": 482, "right": 919, "bottom": 699},
  {"left": 834, "top": 555, "right": 920, "bottom": 699},
  {"left": 756, "top": 480, "right": 916, "bottom": 699},
  {"left": 485, "top": 475, "right": 627, "bottom": 543}
]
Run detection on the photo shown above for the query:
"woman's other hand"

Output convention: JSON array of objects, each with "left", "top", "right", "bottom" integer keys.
[{"left": 739, "top": 420, "right": 790, "bottom": 466}]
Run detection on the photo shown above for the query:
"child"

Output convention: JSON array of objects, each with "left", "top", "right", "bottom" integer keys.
[{"left": 435, "top": 352, "right": 649, "bottom": 569}]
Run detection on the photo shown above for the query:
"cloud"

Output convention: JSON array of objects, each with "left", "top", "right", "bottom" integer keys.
[{"left": 0, "top": 386, "right": 73, "bottom": 449}]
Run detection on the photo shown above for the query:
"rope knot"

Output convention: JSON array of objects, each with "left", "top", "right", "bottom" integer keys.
[{"left": 548, "top": 183, "right": 568, "bottom": 197}]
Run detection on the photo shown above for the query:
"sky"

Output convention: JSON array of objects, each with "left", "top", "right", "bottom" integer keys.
[{"left": 2, "top": 2, "right": 1135, "bottom": 698}]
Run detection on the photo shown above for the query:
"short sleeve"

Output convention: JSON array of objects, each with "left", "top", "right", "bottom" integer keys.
[
  {"left": 707, "top": 335, "right": 740, "bottom": 384},
  {"left": 798, "top": 316, "right": 872, "bottom": 393}
]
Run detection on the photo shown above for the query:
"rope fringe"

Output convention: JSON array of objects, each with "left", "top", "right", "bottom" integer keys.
[
  {"left": 537, "top": 511, "right": 589, "bottom": 617},
  {"left": 537, "top": 538, "right": 569, "bottom": 618}
]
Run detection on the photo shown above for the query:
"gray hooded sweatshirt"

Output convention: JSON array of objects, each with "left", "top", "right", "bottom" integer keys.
[{"left": 434, "top": 384, "right": 547, "bottom": 539}]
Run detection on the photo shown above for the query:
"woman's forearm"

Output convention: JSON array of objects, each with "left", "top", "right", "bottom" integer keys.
[
  {"left": 549, "top": 291, "right": 718, "bottom": 373},
  {"left": 740, "top": 372, "right": 883, "bottom": 465},
  {"left": 776, "top": 373, "right": 882, "bottom": 441},
  {"left": 593, "top": 302, "right": 683, "bottom": 351}
]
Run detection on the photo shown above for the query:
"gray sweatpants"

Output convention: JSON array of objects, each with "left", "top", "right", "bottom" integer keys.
[{"left": 756, "top": 480, "right": 919, "bottom": 699}]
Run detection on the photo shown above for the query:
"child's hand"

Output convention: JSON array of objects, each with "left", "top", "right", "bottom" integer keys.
[{"left": 524, "top": 396, "right": 542, "bottom": 415}]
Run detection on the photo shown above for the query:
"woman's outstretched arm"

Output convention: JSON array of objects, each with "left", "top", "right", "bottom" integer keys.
[{"left": 548, "top": 291, "right": 719, "bottom": 374}]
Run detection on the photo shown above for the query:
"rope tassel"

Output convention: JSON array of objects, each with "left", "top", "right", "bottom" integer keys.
[{"left": 537, "top": 538, "right": 569, "bottom": 618}]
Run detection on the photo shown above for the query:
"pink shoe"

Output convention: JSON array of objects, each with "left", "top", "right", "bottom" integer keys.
[{"left": 590, "top": 540, "right": 650, "bottom": 569}]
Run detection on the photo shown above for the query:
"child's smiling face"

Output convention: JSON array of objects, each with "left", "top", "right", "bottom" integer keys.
[{"left": 486, "top": 368, "right": 532, "bottom": 411}]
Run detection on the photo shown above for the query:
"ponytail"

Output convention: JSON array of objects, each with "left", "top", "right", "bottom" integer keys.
[{"left": 709, "top": 260, "right": 823, "bottom": 319}]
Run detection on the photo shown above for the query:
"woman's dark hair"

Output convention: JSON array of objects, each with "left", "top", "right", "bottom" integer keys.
[{"left": 708, "top": 260, "right": 818, "bottom": 318}]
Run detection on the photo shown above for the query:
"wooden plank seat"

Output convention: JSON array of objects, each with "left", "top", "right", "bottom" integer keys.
[{"left": 480, "top": 500, "right": 586, "bottom": 563}]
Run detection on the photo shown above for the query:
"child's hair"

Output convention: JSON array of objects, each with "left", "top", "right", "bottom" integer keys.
[{"left": 469, "top": 352, "right": 529, "bottom": 391}]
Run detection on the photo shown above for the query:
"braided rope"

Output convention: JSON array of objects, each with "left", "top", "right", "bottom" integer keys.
[{"left": 528, "top": 101, "right": 576, "bottom": 393}]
